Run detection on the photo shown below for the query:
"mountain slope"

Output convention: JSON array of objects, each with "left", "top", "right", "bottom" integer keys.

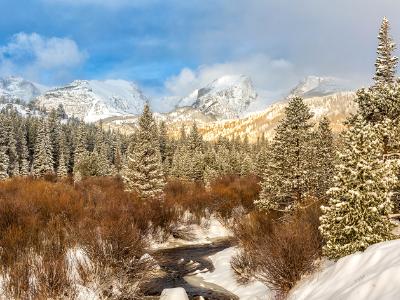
[
  {"left": 0, "top": 76, "right": 49, "bottom": 103},
  {"left": 35, "top": 79, "right": 148, "bottom": 122},
  {"left": 176, "top": 75, "right": 258, "bottom": 119},
  {"left": 103, "top": 91, "right": 357, "bottom": 141},
  {"left": 288, "top": 76, "right": 350, "bottom": 99}
]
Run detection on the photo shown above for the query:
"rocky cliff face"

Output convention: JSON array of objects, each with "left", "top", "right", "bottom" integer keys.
[{"left": 35, "top": 79, "right": 148, "bottom": 122}]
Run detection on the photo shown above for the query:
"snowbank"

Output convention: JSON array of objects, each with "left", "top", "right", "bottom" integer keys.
[
  {"left": 191, "top": 247, "right": 271, "bottom": 300},
  {"left": 289, "top": 239, "right": 400, "bottom": 300},
  {"left": 160, "top": 287, "right": 189, "bottom": 300}
]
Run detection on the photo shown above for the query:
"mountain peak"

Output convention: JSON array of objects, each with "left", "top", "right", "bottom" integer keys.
[
  {"left": 35, "top": 79, "right": 148, "bottom": 122},
  {"left": 177, "top": 74, "right": 258, "bottom": 119},
  {"left": 288, "top": 75, "right": 350, "bottom": 99},
  {"left": 0, "top": 76, "right": 49, "bottom": 103}
]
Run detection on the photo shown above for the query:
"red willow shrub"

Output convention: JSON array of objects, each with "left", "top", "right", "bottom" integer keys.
[{"left": 232, "top": 200, "right": 323, "bottom": 298}]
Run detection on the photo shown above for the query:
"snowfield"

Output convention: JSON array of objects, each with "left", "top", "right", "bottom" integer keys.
[
  {"left": 289, "top": 239, "right": 400, "bottom": 300},
  {"left": 190, "top": 247, "right": 271, "bottom": 300}
]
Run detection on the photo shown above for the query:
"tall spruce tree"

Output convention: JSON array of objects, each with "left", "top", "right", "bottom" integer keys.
[
  {"left": 356, "top": 17, "right": 400, "bottom": 123},
  {"left": 374, "top": 17, "right": 398, "bottom": 85},
  {"left": 312, "top": 117, "right": 335, "bottom": 199},
  {"left": 122, "top": 104, "right": 165, "bottom": 198},
  {"left": 255, "top": 97, "right": 313, "bottom": 211},
  {"left": 32, "top": 119, "right": 54, "bottom": 177},
  {"left": 0, "top": 146, "right": 9, "bottom": 180},
  {"left": 319, "top": 116, "right": 396, "bottom": 259}
]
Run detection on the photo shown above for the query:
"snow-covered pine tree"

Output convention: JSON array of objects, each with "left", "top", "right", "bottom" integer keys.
[
  {"left": 255, "top": 143, "right": 269, "bottom": 177},
  {"left": 122, "top": 104, "right": 165, "bottom": 198},
  {"left": 32, "top": 119, "right": 54, "bottom": 177},
  {"left": 7, "top": 127, "right": 19, "bottom": 177},
  {"left": 240, "top": 153, "right": 254, "bottom": 176},
  {"left": 187, "top": 122, "right": 205, "bottom": 181},
  {"left": 48, "top": 108, "right": 61, "bottom": 170},
  {"left": 57, "top": 149, "right": 68, "bottom": 179},
  {"left": 319, "top": 116, "right": 396, "bottom": 259},
  {"left": 16, "top": 123, "right": 30, "bottom": 176},
  {"left": 112, "top": 135, "right": 123, "bottom": 174},
  {"left": 73, "top": 124, "right": 87, "bottom": 179},
  {"left": 374, "top": 17, "right": 399, "bottom": 85},
  {"left": 93, "top": 127, "right": 111, "bottom": 176},
  {"left": 0, "top": 146, "right": 9, "bottom": 180},
  {"left": 311, "top": 117, "right": 335, "bottom": 199},
  {"left": 255, "top": 97, "right": 313, "bottom": 211},
  {"left": 356, "top": 17, "right": 400, "bottom": 123}
]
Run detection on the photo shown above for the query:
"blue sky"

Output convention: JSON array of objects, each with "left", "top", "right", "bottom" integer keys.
[{"left": 0, "top": 0, "right": 399, "bottom": 102}]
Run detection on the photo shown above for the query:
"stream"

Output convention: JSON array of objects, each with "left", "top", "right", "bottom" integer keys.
[{"left": 142, "top": 239, "right": 239, "bottom": 300}]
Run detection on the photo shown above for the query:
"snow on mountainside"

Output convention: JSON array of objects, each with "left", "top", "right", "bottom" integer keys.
[
  {"left": 35, "top": 79, "right": 148, "bottom": 122},
  {"left": 0, "top": 76, "right": 49, "bottom": 103},
  {"left": 103, "top": 91, "right": 357, "bottom": 141},
  {"left": 288, "top": 75, "right": 351, "bottom": 99},
  {"left": 176, "top": 75, "right": 258, "bottom": 119}
]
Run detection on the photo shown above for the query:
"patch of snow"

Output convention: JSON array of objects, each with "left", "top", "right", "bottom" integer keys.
[
  {"left": 66, "top": 247, "right": 92, "bottom": 284},
  {"left": 192, "top": 247, "right": 271, "bottom": 300},
  {"left": 289, "top": 239, "right": 400, "bottom": 300},
  {"left": 160, "top": 287, "right": 189, "bottom": 300}
]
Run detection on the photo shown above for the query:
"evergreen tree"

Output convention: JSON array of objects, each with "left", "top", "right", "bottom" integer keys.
[
  {"left": 93, "top": 127, "right": 111, "bottom": 176},
  {"left": 319, "top": 116, "right": 396, "bottom": 259},
  {"left": 240, "top": 153, "right": 254, "bottom": 176},
  {"left": 112, "top": 136, "right": 123, "bottom": 174},
  {"left": 255, "top": 143, "right": 269, "bottom": 177},
  {"left": 7, "top": 127, "right": 19, "bottom": 177},
  {"left": 32, "top": 119, "right": 54, "bottom": 177},
  {"left": 122, "top": 104, "right": 165, "bottom": 198},
  {"left": 374, "top": 17, "right": 398, "bottom": 85},
  {"left": 0, "top": 146, "right": 9, "bottom": 180},
  {"left": 356, "top": 17, "right": 400, "bottom": 123},
  {"left": 73, "top": 124, "right": 87, "bottom": 177},
  {"left": 159, "top": 121, "right": 168, "bottom": 163},
  {"left": 255, "top": 97, "right": 313, "bottom": 211},
  {"left": 312, "top": 117, "right": 335, "bottom": 199},
  {"left": 57, "top": 150, "right": 68, "bottom": 178},
  {"left": 17, "top": 124, "right": 30, "bottom": 176}
]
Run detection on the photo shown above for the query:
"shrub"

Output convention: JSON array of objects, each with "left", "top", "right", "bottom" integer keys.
[{"left": 232, "top": 200, "right": 322, "bottom": 298}]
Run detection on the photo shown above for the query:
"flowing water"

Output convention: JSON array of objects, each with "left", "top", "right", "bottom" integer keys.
[{"left": 142, "top": 239, "right": 238, "bottom": 300}]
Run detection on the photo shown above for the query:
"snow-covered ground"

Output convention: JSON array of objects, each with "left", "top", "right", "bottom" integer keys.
[
  {"left": 188, "top": 247, "right": 271, "bottom": 300},
  {"left": 289, "top": 239, "right": 400, "bottom": 300},
  {"left": 160, "top": 287, "right": 189, "bottom": 300}
]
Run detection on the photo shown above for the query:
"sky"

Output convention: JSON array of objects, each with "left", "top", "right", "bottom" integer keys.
[{"left": 0, "top": 0, "right": 399, "bottom": 107}]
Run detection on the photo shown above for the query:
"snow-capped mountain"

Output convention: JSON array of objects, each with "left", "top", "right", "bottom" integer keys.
[
  {"left": 0, "top": 76, "right": 49, "bottom": 103},
  {"left": 176, "top": 75, "right": 258, "bottom": 119},
  {"left": 35, "top": 79, "right": 148, "bottom": 122},
  {"left": 288, "top": 76, "right": 350, "bottom": 99}
]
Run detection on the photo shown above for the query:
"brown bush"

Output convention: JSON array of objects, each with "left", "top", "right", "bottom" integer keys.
[
  {"left": 0, "top": 177, "right": 154, "bottom": 298},
  {"left": 232, "top": 200, "right": 323, "bottom": 298},
  {"left": 164, "top": 175, "right": 261, "bottom": 221}
]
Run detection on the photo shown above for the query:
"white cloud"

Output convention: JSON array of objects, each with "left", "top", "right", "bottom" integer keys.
[
  {"left": 0, "top": 32, "right": 87, "bottom": 83},
  {"left": 164, "top": 54, "right": 299, "bottom": 102}
]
